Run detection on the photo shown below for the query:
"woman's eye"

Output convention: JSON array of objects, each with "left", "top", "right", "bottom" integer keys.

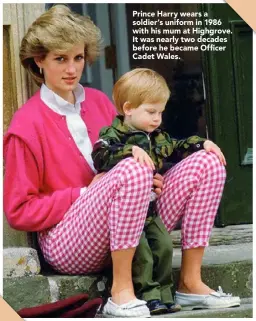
[
  {"left": 55, "top": 57, "right": 65, "bottom": 62},
  {"left": 75, "top": 55, "right": 84, "bottom": 61}
]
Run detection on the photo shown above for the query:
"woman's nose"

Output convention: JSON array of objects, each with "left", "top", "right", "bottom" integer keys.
[{"left": 66, "top": 61, "right": 76, "bottom": 73}]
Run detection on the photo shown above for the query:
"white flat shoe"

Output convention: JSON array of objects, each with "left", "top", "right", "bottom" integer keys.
[
  {"left": 175, "top": 286, "right": 241, "bottom": 310},
  {"left": 102, "top": 297, "right": 151, "bottom": 317}
]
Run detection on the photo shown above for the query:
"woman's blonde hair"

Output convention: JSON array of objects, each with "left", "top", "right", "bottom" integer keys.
[
  {"left": 112, "top": 68, "right": 171, "bottom": 115},
  {"left": 20, "top": 5, "right": 102, "bottom": 86}
]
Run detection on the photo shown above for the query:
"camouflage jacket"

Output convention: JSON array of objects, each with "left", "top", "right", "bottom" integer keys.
[{"left": 92, "top": 116, "right": 206, "bottom": 173}]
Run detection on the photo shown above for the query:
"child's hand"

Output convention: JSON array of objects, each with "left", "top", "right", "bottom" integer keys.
[
  {"left": 203, "top": 140, "right": 227, "bottom": 166},
  {"left": 132, "top": 146, "right": 155, "bottom": 170},
  {"left": 153, "top": 173, "right": 164, "bottom": 196}
]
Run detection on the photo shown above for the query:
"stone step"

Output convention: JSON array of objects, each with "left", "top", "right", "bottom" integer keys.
[
  {"left": 3, "top": 224, "right": 252, "bottom": 313},
  {"left": 3, "top": 244, "right": 252, "bottom": 312},
  {"left": 156, "top": 298, "right": 253, "bottom": 318},
  {"left": 172, "top": 224, "right": 252, "bottom": 248},
  {"left": 97, "top": 298, "right": 253, "bottom": 318},
  {"left": 172, "top": 242, "right": 252, "bottom": 300},
  {"left": 173, "top": 242, "right": 253, "bottom": 268}
]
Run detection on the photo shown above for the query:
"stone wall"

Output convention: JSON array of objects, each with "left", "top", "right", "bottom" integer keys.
[{"left": 3, "top": 4, "right": 45, "bottom": 247}]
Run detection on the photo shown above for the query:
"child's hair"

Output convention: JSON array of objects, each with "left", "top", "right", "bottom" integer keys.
[
  {"left": 19, "top": 4, "right": 102, "bottom": 86},
  {"left": 112, "top": 68, "right": 171, "bottom": 115}
]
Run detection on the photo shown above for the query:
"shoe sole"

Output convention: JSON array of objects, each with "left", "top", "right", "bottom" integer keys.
[
  {"left": 150, "top": 308, "right": 168, "bottom": 315},
  {"left": 166, "top": 303, "right": 182, "bottom": 313},
  {"left": 167, "top": 308, "right": 182, "bottom": 313},
  {"left": 181, "top": 302, "right": 241, "bottom": 311}
]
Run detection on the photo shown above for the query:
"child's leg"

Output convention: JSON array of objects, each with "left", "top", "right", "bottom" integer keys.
[
  {"left": 132, "top": 230, "right": 161, "bottom": 302},
  {"left": 146, "top": 216, "right": 174, "bottom": 304}
]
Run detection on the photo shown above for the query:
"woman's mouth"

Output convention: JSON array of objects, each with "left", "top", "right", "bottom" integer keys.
[{"left": 63, "top": 77, "right": 76, "bottom": 84}]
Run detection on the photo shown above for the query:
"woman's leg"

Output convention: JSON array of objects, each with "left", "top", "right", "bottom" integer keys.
[
  {"left": 156, "top": 150, "right": 226, "bottom": 294},
  {"left": 38, "top": 157, "right": 153, "bottom": 304},
  {"left": 178, "top": 247, "right": 211, "bottom": 294},
  {"left": 111, "top": 248, "right": 137, "bottom": 304}
]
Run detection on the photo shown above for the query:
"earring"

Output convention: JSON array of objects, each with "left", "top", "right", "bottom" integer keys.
[{"left": 39, "top": 68, "right": 42, "bottom": 75}]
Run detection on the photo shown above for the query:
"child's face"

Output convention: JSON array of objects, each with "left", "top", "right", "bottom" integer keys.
[{"left": 124, "top": 102, "right": 165, "bottom": 133}]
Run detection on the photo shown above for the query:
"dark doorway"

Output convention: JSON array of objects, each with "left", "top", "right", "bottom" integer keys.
[{"left": 125, "top": 3, "right": 207, "bottom": 140}]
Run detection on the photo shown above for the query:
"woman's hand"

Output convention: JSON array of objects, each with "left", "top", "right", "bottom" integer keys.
[
  {"left": 88, "top": 172, "right": 106, "bottom": 187},
  {"left": 203, "top": 140, "right": 227, "bottom": 166},
  {"left": 153, "top": 173, "right": 164, "bottom": 197},
  {"left": 132, "top": 146, "right": 155, "bottom": 170}
]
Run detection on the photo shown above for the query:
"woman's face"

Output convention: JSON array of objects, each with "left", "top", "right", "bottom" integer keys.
[{"left": 35, "top": 43, "right": 85, "bottom": 101}]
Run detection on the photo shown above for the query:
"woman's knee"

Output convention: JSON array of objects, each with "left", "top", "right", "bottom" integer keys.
[
  {"left": 114, "top": 157, "right": 153, "bottom": 186},
  {"left": 194, "top": 150, "right": 226, "bottom": 180}
]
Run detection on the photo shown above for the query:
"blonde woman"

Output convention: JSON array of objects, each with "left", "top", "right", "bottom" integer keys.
[
  {"left": 4, "top": 5, "right": 240, "bottom": 318},
  {"left": 4, "top": 5, "right": 154, "bottom": 317}
]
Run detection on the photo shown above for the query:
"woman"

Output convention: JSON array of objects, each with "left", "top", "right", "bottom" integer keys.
[{"left": 4, "top": 5, "right": 240, "bottom": 318}]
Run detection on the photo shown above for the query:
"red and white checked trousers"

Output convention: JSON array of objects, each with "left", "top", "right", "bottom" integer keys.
[{"left": 38, "top": 150, "right": 226, "bottom": 274}]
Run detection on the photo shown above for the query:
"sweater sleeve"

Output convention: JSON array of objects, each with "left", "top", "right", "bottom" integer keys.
[{"left": 3, "top": 135, "right": 80, "bottom": 232}]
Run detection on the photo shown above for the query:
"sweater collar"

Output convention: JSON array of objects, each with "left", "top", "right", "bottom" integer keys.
[{"left": 40, "top": 83, "right": 85, "bottom": 116}]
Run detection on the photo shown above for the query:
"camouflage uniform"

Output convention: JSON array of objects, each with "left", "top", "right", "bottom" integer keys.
[
  {"left": 92, "top": 115, "right": 206, "bottom": 173},
  {"left": 92, "top": 115, "right": 206, "bottom": 305}
]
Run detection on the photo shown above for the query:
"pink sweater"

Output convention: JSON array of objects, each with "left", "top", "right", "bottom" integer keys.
[{"left": 4, "top": 87, "right": 116, "bottom": 232}]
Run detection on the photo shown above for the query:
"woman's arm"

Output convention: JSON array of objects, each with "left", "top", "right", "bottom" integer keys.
[{"left": 4, "top": 135, "right": 80, "bottom": 232}]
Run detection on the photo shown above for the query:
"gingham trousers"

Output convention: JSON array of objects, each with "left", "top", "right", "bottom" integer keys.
[{"left": 38, "top": 150, "right": 226, "bottom": 274}]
